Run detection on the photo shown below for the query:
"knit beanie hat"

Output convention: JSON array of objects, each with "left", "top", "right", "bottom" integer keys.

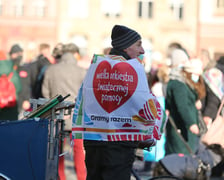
[
  {"left": 111, "top": 25, "right": 141, "bottom": 50},
  {"left": 9, "top": 44, "right": 23, "bottom": 55},
  {"left": 170, "top": 49, "right": 189, "bottom": 66}
]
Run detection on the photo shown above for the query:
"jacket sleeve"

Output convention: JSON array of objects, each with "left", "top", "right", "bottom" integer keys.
[
  {"left": 41, "top": 68, "right": 50, "bottom": 98},
  {"left": 202, "top": 84, "right": 220, "bottom": 120}
]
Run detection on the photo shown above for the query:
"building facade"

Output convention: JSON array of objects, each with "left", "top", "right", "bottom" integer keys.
[
  {"left": 0, "top": 0, "right": 224, "bottom": 63},
  {"left": 0, "top": 0, "right": 58, "bottom": 61}
]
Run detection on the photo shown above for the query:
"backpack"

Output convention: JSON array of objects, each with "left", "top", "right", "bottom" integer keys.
[{"left": 0, "top": 72, "right": 17, "bottom": 108}]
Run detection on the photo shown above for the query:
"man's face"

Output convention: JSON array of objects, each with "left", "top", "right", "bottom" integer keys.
[
  {"left": 11, "top": 52, "right": 22, "bottom": 59},
  {"left": 123, "top": 39, "right": 145, "bottom": 59}
]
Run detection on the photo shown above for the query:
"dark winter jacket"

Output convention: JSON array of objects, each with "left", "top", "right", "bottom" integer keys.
[
  {"left": 202, "top": 83, "right": 220, "bottom": 120},
  {"left": 202, "top": 57, "right": 224, "bottom": 120},
  {"left": 29, "top": 54, "right": 53, "bottom": 98}
]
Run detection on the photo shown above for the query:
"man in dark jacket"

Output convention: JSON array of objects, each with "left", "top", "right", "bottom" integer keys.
[
  {"left": 84, "top": 25, "right": 145, "bottom": 180},
  {"left": 9, "top": 44, "right": 31, "bottom": 118},
  {"left": 29, "top": 43, "right": 55, "bottom": 99}
]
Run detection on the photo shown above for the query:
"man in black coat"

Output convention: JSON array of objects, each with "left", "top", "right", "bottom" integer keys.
[{"left": 84, "top": 25, "right": 145, "bottom": 180}]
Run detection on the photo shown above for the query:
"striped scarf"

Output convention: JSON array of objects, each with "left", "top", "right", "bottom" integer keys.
[{"left": 203, "top": 67, "right": 224, "bottom": 100}]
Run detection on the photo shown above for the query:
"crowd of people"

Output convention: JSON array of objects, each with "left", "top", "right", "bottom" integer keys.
[
  {"left": 0, "top": 42, "right": 87, "bottom": 180},
  {"left": 0, "top": 24, "right": 223, "bottom": 180},
  {"left": 140, "top": 44, "right": 224, "bottom": 179}
]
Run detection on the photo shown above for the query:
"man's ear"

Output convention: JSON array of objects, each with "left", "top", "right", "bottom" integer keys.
[
  {"left": 74, "top": 52, "right": 81, "bottom": 61},
  {"left": 123, "top": 48, "right": 128, "bottom": 53}
]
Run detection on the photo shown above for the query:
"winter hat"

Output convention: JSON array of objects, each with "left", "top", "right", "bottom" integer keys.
[
  {"left": 111, "top": 25, "right": 141, "bottom": 50},
  {"left": 9, "top": 44, "right": 23, "bottom": 55},
  {"left": 184, "top": 58, "right": 203, "bottom": 75},
  {"left": 170, "top": 49, "right": 189, "bottom": 66},
  {"left": 63, "top": 43, "right": 79, "bottom": 54}
]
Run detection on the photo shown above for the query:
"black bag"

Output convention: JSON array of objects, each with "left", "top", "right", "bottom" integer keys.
[
  {"left": 152, "top": 152, "right": 211, "bottom": 180},
  {"left": 151, "top": 115, "right": 213, "bottom": 180},
  {"left": 198, "top": 110, "right": 208, "bottom": 136}
]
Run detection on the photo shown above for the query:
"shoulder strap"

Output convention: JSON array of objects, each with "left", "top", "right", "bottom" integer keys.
[
  {"left": 8, "top": 72, "right": 13, "bottom": 80},
  {"left": 216, "top": 97, "right": 224, "bottom": 118},
  {"left": 168, "top": 115, "right": 194, "bottom": 154},
  {"left": 37, "top": 65, "right": 48, "bottom": 81}
]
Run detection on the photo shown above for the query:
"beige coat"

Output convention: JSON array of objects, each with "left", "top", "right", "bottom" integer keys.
[{"left": 42, "top": 52, "right": 86, "bottom": 102}]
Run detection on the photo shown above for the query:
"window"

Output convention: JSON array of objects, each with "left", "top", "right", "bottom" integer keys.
[
  {"left": 32, "top": 0, "right": 46, "bottom": 17},
  {"left": 217, "top": 0, "right": 224, "bottom": 8},
  {"left": 101, "top": 0, "right": 121, "bottom": 17},
  {"left": 168, "top": 0, "right": 184, "bottom": 20},
  {"left": 212, "top": 0, "right": 224, "bottom": 15},
  {"left": 138, "top": 0, "right": 153, "bottom": 18},
  {"left": 13, "top": 0, "right": 24, "bottom": 17},
  {"left": 68, "top": 0, "right": 89, "bottom": 18},
  {"left": 0, "top": 0, "right": 2, "bottom": 15}
]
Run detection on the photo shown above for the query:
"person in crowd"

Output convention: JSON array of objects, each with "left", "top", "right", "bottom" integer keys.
[
  {"left": 8, "top": 44, "right": 31, "bottom": 118},
  {"left": 167, "top": 42, "right": 190, "bottom": 59},
  {"left": 152, "top": 55, "right": 223, "bottom": 179},
  {"left": 202, "top": 56, "right": 223, "bottom": 128},
  {"left": 42, "top": 43, "right": 87, "bottom": 180},
  {"left": 202, "top": 55, "right": 224, "bottom": 177},
  {"left": 0, "top": 49, "right": 21, "bottom": 120},
  {"left": 165, "top": 49, "right": 205, "bottom": 155},
  {"left": 30, "top": 43, "right": 55, "bottom": 99},
  {"left": 81, "top": 25, "right": 146, "bottom": 180}
]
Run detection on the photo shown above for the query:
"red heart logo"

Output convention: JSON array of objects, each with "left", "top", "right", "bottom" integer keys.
[{"left": 93, "top": 61, "right": 138, "bottom": 113}]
